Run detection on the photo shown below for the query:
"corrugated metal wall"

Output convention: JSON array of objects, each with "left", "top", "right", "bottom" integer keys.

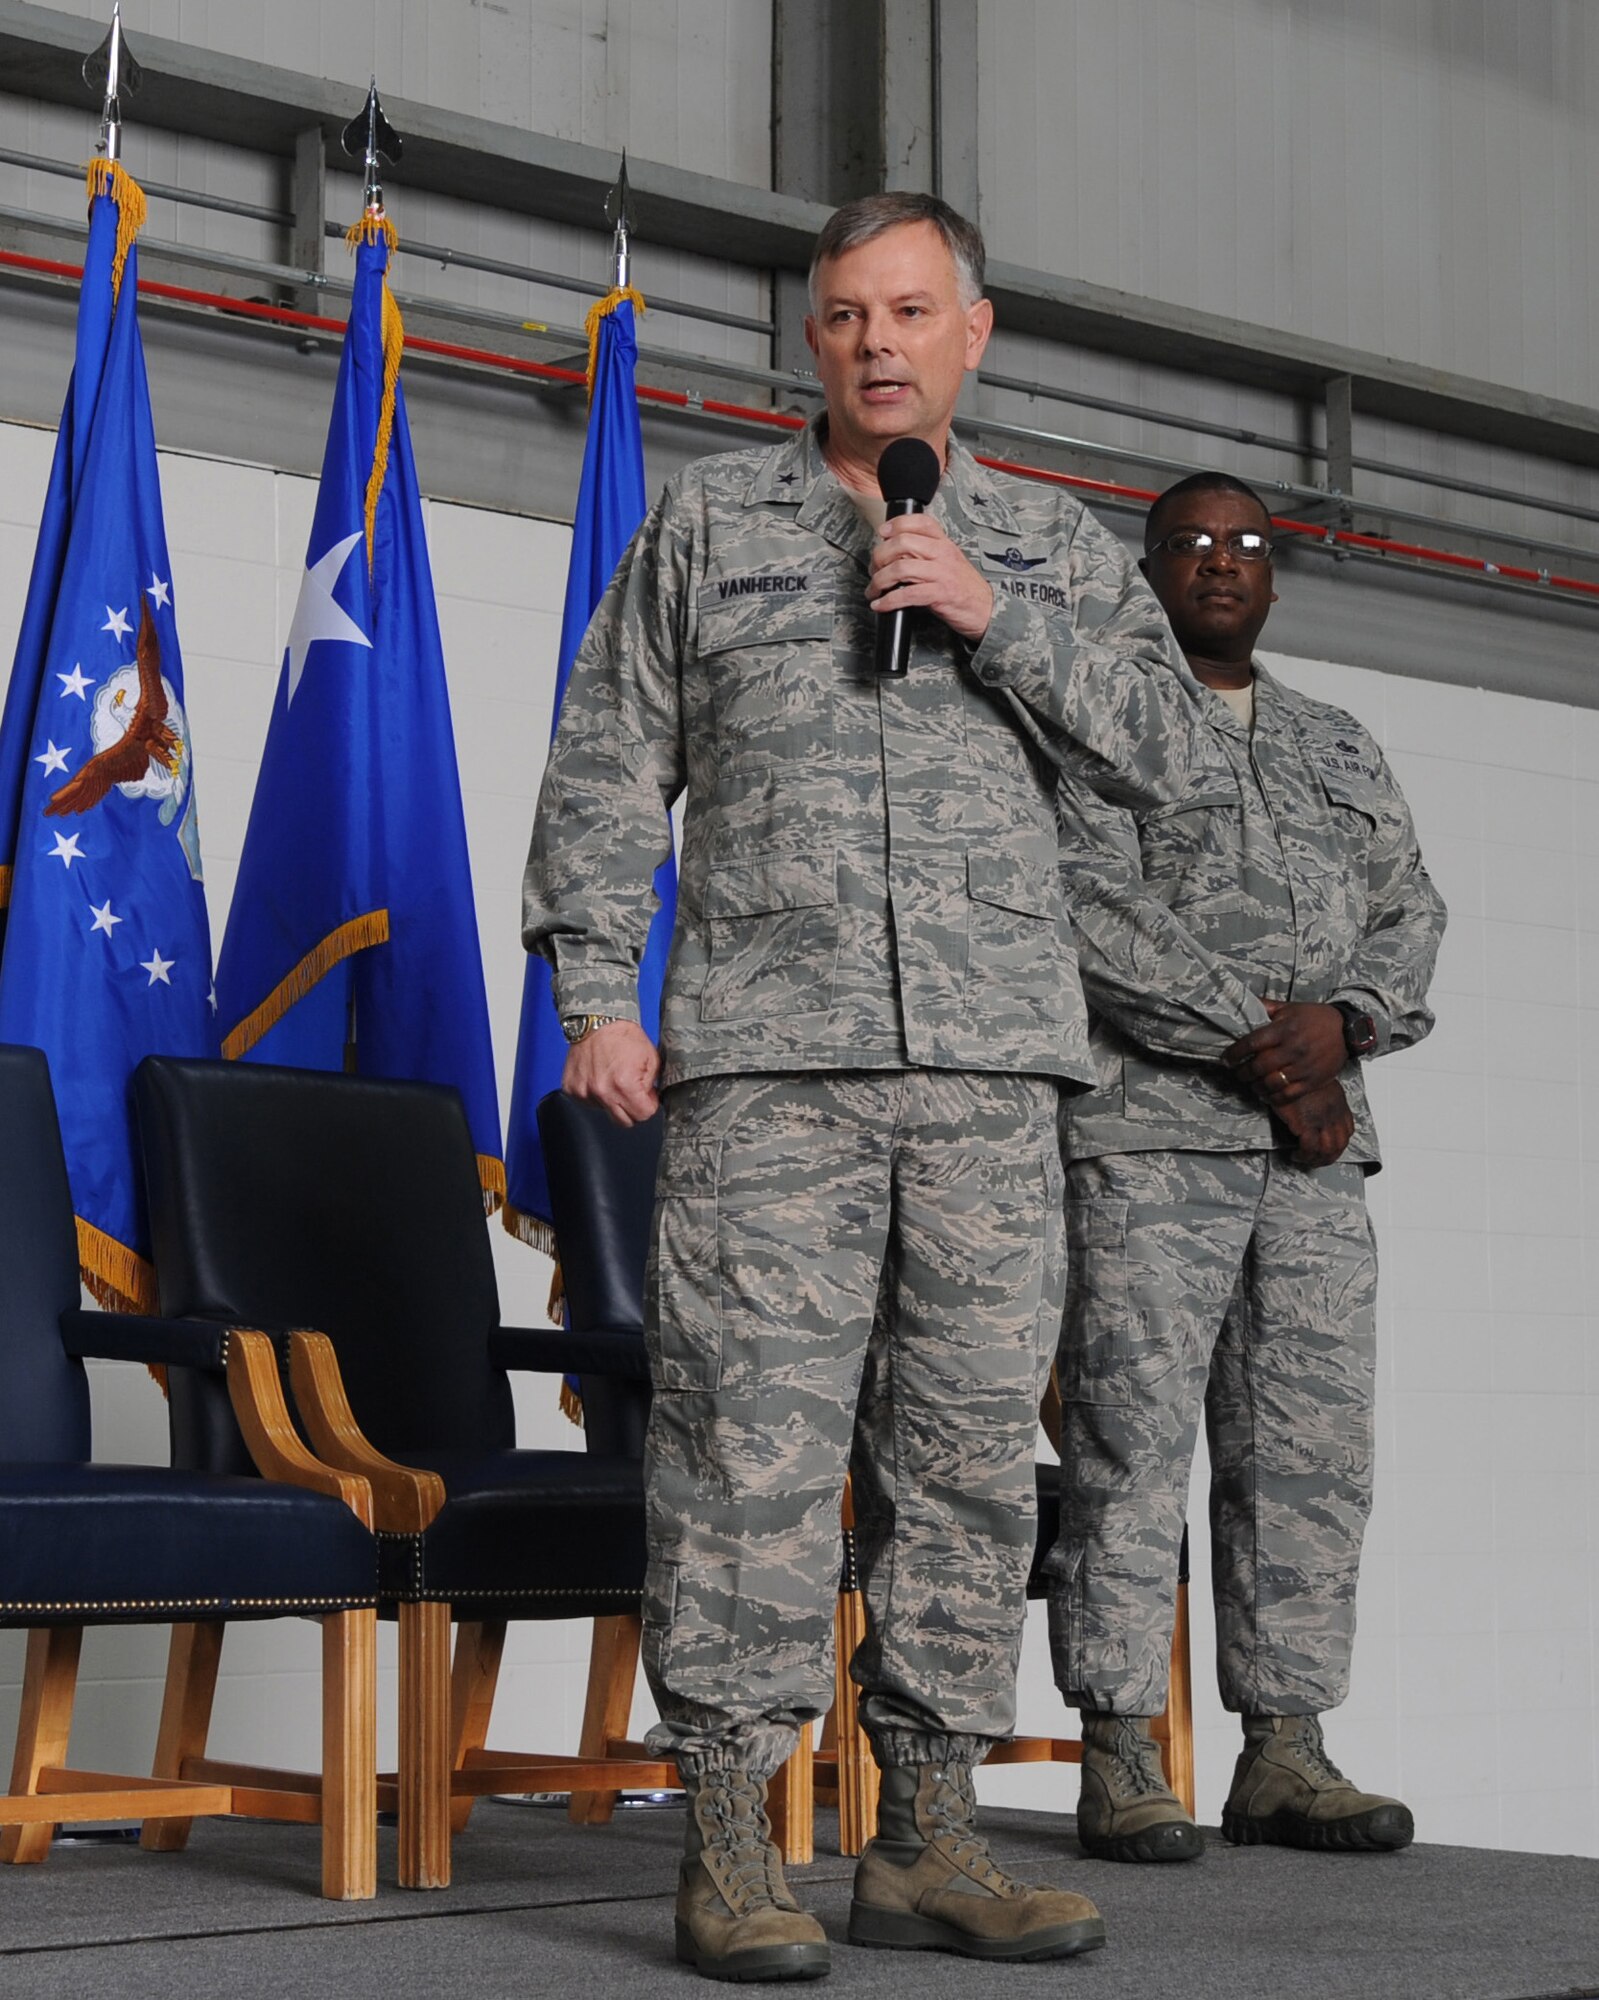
[
  {"left": 5, "top": 0, "right": 773, "bottom": 369},
  {"left": 977, "top": 0, "right": 1599, "bottom": 408}
]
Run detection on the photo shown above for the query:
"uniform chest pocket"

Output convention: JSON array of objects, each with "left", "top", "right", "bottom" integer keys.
[
  {"left": 695, "top": 579, "right": 836, "bottom": 770},
  {"left": 1138, "top": 786, "right": 1249, "bottom": 915},
  {"left": 1319, "top": 769, "right": 1381, "bottom": 836},
  {"left": 700, "top": 846, "right": 840, "bottom": 1023}
]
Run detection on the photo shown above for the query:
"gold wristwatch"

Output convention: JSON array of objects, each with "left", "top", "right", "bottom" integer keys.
[{"left": 560, "top": 1013, "right": 622, "bottom": 1045}]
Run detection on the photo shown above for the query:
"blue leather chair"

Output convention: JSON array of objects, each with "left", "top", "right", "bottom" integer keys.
[
  {"left": 133, "top": 1056, "right": 676, "bottom": 1891},
  {"left": 0, "top": 1042, "right": 380, "bottom": 1898}
]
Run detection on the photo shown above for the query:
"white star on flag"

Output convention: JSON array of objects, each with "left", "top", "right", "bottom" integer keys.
[
  {"left": 103, "top": 605, "right": 132, "bottom": 642},
  {"left": 285, "top": 530, "right": 372, "bottom": 708},
  {"left": 141, "top": 948, "right": 175, "bottom": 987},
  {"left": 48, "top": 831, "right": 85, "bottom": 868},
  {"left": 57, "top": 665, "right": 91, "bottom": 700},
  {"left": 207, "top": 979, "right": 219, "bottom": 1014},
  {"left": 35, "top": 742, "right": 71, "bottom": 775},
  {"left": 146, "top": 574, "right": 171, "bottom": 609},
  {"left": 89, "top": 899, "right": 122, "bottom": 936}
]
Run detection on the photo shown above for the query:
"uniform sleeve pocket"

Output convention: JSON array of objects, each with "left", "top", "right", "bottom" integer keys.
[{"left": 1061, "top": 1197, "right": 1132, "bottom": 1407}]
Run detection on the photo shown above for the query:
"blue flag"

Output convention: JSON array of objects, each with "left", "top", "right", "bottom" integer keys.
[
  {"left": 0, "top": 165, "right": 217, "bottom": 1310},
  {"left": 503, "top": 291, "right": 676, "bottom": 1254},
  {"left": 215, "top": 223, "right": 502, "bottom": 1201}
]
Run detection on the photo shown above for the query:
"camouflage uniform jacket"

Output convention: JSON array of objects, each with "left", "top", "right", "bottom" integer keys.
[
  {"left": 525, "top": 419, "right": 1199, "bottom": 1088},
  {"left": 1059, "top": 661, "right": 1446, "bottom": 1167}
]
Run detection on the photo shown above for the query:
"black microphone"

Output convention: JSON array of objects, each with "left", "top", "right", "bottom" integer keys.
[{"left": 874, "top": 437, "right": 942, "bottom": 678}]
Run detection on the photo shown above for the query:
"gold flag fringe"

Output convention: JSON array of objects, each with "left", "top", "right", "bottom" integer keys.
[
  {"left": 84, "top": 159, "right": 147, "bottom": 303},
  {"left": 583, "top": 286, "right": 645, "bottom": 405},
  {"left": 500, "top": 1199, "right": 557, "bottom": 1257},
  {"left": 76, "top": 1218, "right": 167, "bottom": 1393},
  {"left": 477, "top": 1153, "right": 506, "bottom": 1216},
  {"left": 221, "top": 910, "right": 390, "bottom": 1060},
  {"left": 547, "top": 1260, "right": 584, "bottom": 1429},
  {"left": 0, "top": 863, "right": 11, "bottom": 910},
  {"left": 343, "top": 213, "right": 405, "bottom": 575}
]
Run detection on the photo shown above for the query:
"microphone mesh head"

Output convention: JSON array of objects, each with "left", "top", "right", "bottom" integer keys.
[{"left": 877, "top": 437, "right": 942, "bottom": 507}]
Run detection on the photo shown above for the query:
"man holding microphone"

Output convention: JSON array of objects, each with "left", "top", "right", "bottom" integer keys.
[{"left": 525, "top": 192, "right": 1198, "bottom": 1979}]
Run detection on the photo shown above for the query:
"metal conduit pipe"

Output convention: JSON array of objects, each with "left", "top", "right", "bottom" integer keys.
[
  {"left": 0, "top": 146, "right": 773, "bottom": 338},
  {"left": 6, "top": 147, "right": 1593, "bottom": 539},
  {"left": 979, "top": 365, "right": 1599, "bottom": 529},
  {"left": 1, "top": 243, "right": 1595, "bottom": 612}
]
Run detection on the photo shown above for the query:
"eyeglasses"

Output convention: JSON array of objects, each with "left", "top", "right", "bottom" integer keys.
[{"left": 1148, "top": 529, "right": 1274, "bottom": 562}]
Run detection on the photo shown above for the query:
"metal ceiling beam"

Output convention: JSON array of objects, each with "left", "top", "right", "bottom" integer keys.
[{"left": 5, "top": 0, "right": 1599, "bottom": 469}]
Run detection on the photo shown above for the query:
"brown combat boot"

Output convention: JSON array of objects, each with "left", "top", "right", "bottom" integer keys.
[
  {"left": 674, "top": 1770, "right": 831, "bottom": 1982},
  {"left": 1223, "top": 1715, "right": 1414, "bottom": 1853},
  {"left": 1077, "top": 1714, "right": 1203, "bottom": 1863},
  {"left": 848, "top": 1762, "right": 1106, "bottom": 1962}
]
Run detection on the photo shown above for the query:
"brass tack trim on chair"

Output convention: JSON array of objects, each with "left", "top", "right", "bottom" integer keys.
[{"left": 0, "top": 1595, "right": 375, "bottom": 1616}]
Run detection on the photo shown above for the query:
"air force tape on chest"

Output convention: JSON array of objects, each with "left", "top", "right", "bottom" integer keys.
[{"left": 979, "top": 540, "right": 1069, "bottom": 608}]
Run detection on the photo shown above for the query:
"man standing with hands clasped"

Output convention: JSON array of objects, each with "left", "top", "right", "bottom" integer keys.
[
  {"left": 526, "top": 193, "right": 1202, "bottom": 1978},
  {"left": 1047, "top": 472, "right": 1446, "bottom": 1865}
]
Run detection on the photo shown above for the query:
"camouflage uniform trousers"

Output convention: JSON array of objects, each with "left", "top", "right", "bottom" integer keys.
[
  {"left": 1046, "top": 1148, "right": 1377, "bottom": 1718},
  {"left": 641, "top": 1068, "right": 1066, "bottom": 1783}
]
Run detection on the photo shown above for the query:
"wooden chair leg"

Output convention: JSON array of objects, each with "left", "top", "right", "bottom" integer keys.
[
  {"left": 1149, "top": 1578, "right": 1196, "bottom": 1818},
  {"left": 397, "top": 1599, "right": 452, "bottom": 1890},
  {"left": 832, "top": 1586, "right": 878, "bottom": 1858},
  {"left": 140, "top": 1621, "right": 224, "bottom": 1853},
  {"left": 569, "top": 1613, "right": 643, "bottom": 1827},
  {"left": 2, "top": 1627, "right": 83, "bottom": 1864},
  {"left": 768, "top": 1722, "right": 814, "bottom": 1867},
  {"left": 320, "top": 1608, "right": 377, "bottom": 1901},
  {"left": 448, "top": 1618, "right": 506, "bottom": 1834}
]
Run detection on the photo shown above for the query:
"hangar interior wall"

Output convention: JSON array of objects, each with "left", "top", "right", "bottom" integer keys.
[
  {"left": 0, "top": 422, "right": 1593, "bottom": 1859},
  {"left": 0, "top": 0, "right": 1596, "bottom": 1861}
]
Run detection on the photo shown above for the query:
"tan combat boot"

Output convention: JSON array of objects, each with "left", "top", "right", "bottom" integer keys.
[
  {"left": 848, "top": 1762, "right": 1106, "bottom": 1962},
  {"left": 1223, "top": 1715, "right": 1414, "bottom": 1853},
  {"left": 1077, "top": 1714, "right": 1203, "bottom": 1863},
  {"left": 675, "top": 1770, "right": 831, "bottom": 1982}
]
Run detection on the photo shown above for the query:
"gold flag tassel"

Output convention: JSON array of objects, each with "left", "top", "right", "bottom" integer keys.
[
  {"left": 582, "top": 286, "right": 646, "bottom": 403},
  {"left": 83, "top": 157, "right": 147, "bottom": 302},
  {"left": 343, "top": 215, "right": 405, "bottom": 575}
]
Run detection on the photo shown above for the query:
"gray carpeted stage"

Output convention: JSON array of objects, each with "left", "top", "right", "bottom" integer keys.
[{"left": 4, "top": 1803, "right": 1597, "bottom": 2000}]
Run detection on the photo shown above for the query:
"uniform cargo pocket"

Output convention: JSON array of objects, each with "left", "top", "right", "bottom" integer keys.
[
  {"left": 1061, "top": 1197, "right": 1132, "bottom": 1407},
  {"left": 700, "top": 848, "right": 839, "bottom": 1023},
  {"left": 653, "top": 1186, "right": 723, "bottom": 1391}
]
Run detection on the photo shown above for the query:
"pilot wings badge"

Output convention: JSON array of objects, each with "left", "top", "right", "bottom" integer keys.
[{"left": 985, "top": 546, "right": 1046, "bottom": 572}]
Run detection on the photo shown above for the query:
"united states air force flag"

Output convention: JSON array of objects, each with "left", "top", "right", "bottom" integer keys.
[
  {"left": 503, "top": 287, "right": 676, "bottom": 1264},
  {"left": 215, "top": 217, "right": 503, "bottom": 1201},
  {"left": 0, "top": 163, "right": 216, "bottom": 1310}
]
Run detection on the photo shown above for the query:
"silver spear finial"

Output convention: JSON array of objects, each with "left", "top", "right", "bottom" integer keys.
[
  {"left": 340, "top": 78, "right": 402, "bottom": 217},
  {"left": 83, "top": 2, "right": 142, "bottom": 164},
  {"left": 605, "top": 152, "right": 632, "bottom": 291}
]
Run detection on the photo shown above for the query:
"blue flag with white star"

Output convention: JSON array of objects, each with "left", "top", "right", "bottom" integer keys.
[
  {"left": 503, "top": 291, "right": 676, "bottom": 1267},
  {"left": 0, "top": 166, "right": 218, "bottom": 1310},
  {"left": 215, "top": 225, "right": 503, "bottom": 1202}
]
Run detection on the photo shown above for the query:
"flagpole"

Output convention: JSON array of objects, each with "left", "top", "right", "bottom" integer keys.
[
  {"left": 85, "top": 2, "right": 141, "bottom": 166},
  {"left": 336, "top": 78, "right": 402, "bottom": 1084}
]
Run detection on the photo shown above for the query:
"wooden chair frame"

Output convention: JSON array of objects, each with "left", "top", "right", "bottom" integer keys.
[
  {"left": 284, "top": 1331, "right": 812, "bottom": 1889},
  {"left": 1, "top": 1330, "right": 378, "bottom": 1901}
]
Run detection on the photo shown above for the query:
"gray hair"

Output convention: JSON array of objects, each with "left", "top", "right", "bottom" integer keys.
[{"left": 808, "top": 192, "right": 986, "bottom": 311}]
